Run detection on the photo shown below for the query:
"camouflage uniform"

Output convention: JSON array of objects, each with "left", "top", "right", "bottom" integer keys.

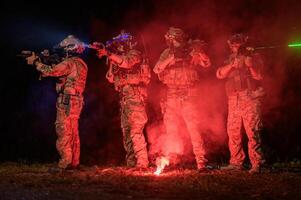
[
  {"left": 216, "top": 53, "right": 265, "bottom": 169},
  {"left": 36, "top": 57, "right": 87, "bottom": 169},
  {"left": 106, "top": 49, "right": 150, "bottom": 168},
  {"left": 154, "top": 34, "right": 211, "bottom": 169}
]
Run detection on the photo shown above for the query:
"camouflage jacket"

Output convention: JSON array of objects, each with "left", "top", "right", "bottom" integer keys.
[
  {"left": 36, "top": 57, "right": 88, "bottom": 95},
  {"left": 106, "top": 49, "right": 151, "bottom": 91}
]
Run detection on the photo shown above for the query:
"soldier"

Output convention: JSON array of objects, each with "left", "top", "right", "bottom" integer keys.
[
  {"left": 26, "top": 35, "right": 88, "bottom": 172},
  {"left": 216, "top": 34, "right": 265, "bottom": 173},
  {"left": 153, "top": 27, "right": 211, "bottom": 171},
  {"left": 96, "top": 31, "right": 150, "bottom": 168}
]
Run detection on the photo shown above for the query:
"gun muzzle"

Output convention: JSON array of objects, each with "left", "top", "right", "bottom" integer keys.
[{"left": 16, "top": 50, "right": 33, "bottom": 57}]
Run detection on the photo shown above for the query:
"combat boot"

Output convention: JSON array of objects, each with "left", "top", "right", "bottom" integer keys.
[{"left": 249, "top": 166, "right": 261, "bottom": 174}]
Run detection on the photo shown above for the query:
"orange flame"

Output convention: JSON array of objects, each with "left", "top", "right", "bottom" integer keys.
[{"left": 154, "top": 156, "right": 170, "bottom": 175}]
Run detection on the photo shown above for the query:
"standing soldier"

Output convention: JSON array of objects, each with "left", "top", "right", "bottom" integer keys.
[
  {"left": 216, "top": 34, "right": 265, "bottom": 173},
  {"left": 26, "top": 35, "right": 88, "bottom": 172},
  {"left": 96, "top": 31, "right": 150, "bottom": 169},
  {"left": 153, "top": 27, "right": 211, "bottom": 171}
]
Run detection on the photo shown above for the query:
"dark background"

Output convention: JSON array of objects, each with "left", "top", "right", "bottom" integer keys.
[{"left": 0, "top": 0, "right": 301, "bottom": 166}]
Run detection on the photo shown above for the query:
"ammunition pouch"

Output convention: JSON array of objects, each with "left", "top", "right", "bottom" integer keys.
[
  {"left": 61, "top": 94, "right": 71, "bottom": 105},
  {"left": 113, "top": 63, "right": 145, "bottom": 90},
  {"left": 57, "top": 93, "right": 83, "bottom": 116},
  {"left": 225, "top": 68, "right": 262, "bottom": 97},
  {"left": 159, "top": 63, "right": 199, "bottom": 86}
]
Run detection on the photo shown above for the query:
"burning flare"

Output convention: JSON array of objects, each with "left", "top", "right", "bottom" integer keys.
[{"left": 154, "top": 156, "right": 170, "bottom": 175}]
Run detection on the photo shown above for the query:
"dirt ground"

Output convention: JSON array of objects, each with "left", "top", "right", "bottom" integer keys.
[{"left": 0, "top": 162, "right": 300, "bottom": 200}]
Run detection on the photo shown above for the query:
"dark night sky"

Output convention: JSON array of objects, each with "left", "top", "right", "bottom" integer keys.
[{"left": 0, "top": 0, "right": 301, "bottom": 165}]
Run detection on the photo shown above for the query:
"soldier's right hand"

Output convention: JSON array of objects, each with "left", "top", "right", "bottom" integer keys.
[{"left": 26, "top": 52, "right": 39, "bottom": 65}]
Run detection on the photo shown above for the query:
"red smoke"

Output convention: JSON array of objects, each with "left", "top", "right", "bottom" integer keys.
[{"left": 87, "top": 0, "right": 301, "bottom": 165}]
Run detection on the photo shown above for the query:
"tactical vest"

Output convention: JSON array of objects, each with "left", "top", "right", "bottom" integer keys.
[
  {"left": 112, "top": 62, "right": 150, "bottom": 91},
  {"left": 158, "top": 61, "right": 199, "bottom": 87},
  {"left": 225, "top": 55, "right": 261, "bottom": 96},
  {"left": 56, "top": 57, "right": 88, "bottom": 95},
  {"left": 158, "top": 47, "right": 199, "bottom": 87}
]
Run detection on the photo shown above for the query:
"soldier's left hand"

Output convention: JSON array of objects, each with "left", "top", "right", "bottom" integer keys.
[{"left": 26, "top": 53, "right": 39, "bottom": 65}]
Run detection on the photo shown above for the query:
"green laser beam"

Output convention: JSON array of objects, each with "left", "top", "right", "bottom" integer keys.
[{"left": 288, "top": 43, "right": 301, "bottom": 47}]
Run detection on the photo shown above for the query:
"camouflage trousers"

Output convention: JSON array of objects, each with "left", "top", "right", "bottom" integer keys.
[
  {"left": 227, "top": 91, "right": 264, "bottom": 168},
  {"left": 55, "top": 94, "right": 83, "bottom": 169},
  {"left": 120, "top": 88, "right": 149, "bottom": 168},
  {"left": 163, "top": 88, "right": 207, "bottom": 169}
]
